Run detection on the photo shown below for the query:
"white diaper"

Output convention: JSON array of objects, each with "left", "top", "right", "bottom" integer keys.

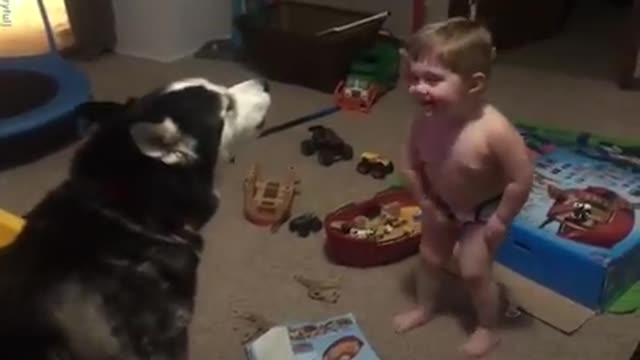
[{"left": 452, "top": 194, "right": 502, "bottom": 224}]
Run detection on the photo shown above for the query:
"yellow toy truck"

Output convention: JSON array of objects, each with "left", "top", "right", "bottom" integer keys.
[
  {"left": 0, "top": 208, "right": 25, "bottom": 248},
  {"left": 356, "top": 152, "right": 394, "bottom": 179}
]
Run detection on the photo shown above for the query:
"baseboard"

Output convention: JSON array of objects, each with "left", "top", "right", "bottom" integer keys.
[
  {"left": 113, "top": 47, "right": 192, "bottom": 63},
  {"left": 114, "top": 35, "right": 231, "bottom": 63}
]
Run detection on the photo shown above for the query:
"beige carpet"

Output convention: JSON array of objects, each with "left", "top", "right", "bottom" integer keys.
[{"left": 3, "top": 5, "right": 640, "bottom": 359}]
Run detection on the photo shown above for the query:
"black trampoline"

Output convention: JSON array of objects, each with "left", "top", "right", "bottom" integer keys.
[{"left": 0, "top": 70, "right": 59, "bottom": 120}]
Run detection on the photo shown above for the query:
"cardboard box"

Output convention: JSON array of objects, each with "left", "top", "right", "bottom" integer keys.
[
  {"left": 446, "top": 260, "right": 595, "bottom": 334},
  {"left": 471, "top": 140, "right": 640, "bottom": 333}
]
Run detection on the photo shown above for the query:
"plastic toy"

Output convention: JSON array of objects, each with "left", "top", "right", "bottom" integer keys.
[
  {"left": 293, "top": 274, "right": 341, "bottom": 304},
  {"left": 0, "top": 208, "right": 25, "bottom": 248},
  {"left": 324, "top": 188, "right": 421, "bottom": 267},
  {"left": 329, "top": 201, "right": 420, "bottom": 243},
  {"left": 334, "top": 38, "right": 400, "bottom": 113},
  {"left": 233, "top": 310, "right": 276, "bottom": 345},
  {"left": 300, "top": 125, "right": 354, "bottom": 166},
  {"left": 243, "top": 164, "right": 299, "bottom": 232},
  {"left": 356, "top": 152, "right": 394, "bottom": 179},
  {"left": 288, "top": 213, "right": 323, "bottom": 237}
]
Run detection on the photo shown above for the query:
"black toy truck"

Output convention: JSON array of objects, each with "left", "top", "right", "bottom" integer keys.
[
  {"left": 288, "top": 213, "right": 323, "bottom": 237},
  {"left": 300, "top": 125, "right": 354, "bottom": 166}
]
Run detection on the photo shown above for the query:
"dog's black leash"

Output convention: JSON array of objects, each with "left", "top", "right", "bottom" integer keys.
[{"left": 258, "top": 106, "right": 340, "bottom": 138}]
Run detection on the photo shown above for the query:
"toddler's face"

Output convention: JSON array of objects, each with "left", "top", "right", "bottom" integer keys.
[{"left": 406, "top": 55, "right": 467, "bottom": 117}]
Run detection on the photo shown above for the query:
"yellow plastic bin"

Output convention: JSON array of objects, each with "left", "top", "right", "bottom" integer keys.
[{"left": 0, "top": 209, "right": 25, "bottom": 248}]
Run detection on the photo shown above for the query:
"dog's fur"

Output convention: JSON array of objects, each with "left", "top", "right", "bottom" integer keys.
[{"left": 0, "top": 77, "right": 270, "bottom": 359}]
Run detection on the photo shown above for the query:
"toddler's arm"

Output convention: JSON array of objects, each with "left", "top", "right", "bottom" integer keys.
[
  {"left": 402, "top": 118, "right": 431, "bottom": 202},
  {"left": 402, "top": 121, "right": 450, "bottom": 221},
  {"left": 490, "top": 125, "right": 534, "bottom": 225},
  {"left": 402, "top": 141, "right": 427, "bottom": 202}
]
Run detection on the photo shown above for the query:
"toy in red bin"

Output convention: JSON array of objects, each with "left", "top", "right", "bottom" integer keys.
[{"left": 324, "top": 188, "right": 421, "bottom": 267}]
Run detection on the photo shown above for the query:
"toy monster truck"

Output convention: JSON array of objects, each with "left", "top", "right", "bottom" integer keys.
[
  {"left": 356, "top": 152, "right": 394, "bottom": 179},
  {"left": 288, "top": 213, "right": 323, "bottom": 237},
  {"left": 300, "top": 125, "right": 354, "bottom": 166}
]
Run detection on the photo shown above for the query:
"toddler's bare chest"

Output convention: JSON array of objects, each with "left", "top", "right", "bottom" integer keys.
[{"left": 416, "top": 127, "right": 492, "bottom": 178}]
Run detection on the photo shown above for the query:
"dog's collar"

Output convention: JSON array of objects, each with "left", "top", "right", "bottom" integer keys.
[
  {"left": 102, "top": 178, "right": 134, "bottom": 206},
  {"left": 66, "top": 180, "right": 202, "bottom": 254},
  {"left": 90, "top": 205, "right": 202, "bottom": 258}
]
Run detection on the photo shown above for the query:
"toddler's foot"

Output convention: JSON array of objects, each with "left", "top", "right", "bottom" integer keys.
[
  {"left": 460, "top": 327, "right": 499, "bottom": 358},
  {"left": 392, "top": 306, "right": 431, "bottom": 334}
]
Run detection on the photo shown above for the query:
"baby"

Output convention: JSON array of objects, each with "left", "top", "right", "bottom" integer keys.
[{"left": 391, "top": 18, "right": 534, "bottom": 358}]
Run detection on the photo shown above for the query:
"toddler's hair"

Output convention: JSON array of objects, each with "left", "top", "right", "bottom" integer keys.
[{"left": 406, "top": 17, "right": 495, "bottom": 78}]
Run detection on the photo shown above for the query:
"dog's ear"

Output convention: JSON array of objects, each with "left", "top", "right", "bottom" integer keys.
[
  {"left": 129, "top": 117, "right": 198, "bottom": 165},
  {"left": 74, "top": 99, "right": 135, "bottom": 125},
  {"left": 74, "top": 99, "right": 138, "bottom": 136}
]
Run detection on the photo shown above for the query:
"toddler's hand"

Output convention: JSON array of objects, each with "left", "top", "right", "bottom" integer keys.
[
  {"left": 485, "top": 215, "right": 507, "bottom": 250},
  {"left": 420, "top": 199, "right": 452, "bottom": 224}
]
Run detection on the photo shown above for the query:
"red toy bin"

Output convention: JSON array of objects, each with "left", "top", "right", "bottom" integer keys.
[{"left": 323, "top": 188, "right": 421, "bottom": 268}]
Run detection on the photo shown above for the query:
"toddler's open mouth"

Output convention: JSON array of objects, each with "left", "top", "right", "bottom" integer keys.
[{"left": 421, "top": 97, "right": 436, "bottom": 107}]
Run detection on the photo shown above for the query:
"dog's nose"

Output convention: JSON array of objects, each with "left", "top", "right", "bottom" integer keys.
[{"left": 260, "top": 79, "right": 270, "bottom": 93}]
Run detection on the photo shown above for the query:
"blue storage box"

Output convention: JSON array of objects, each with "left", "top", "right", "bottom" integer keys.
[{"left": 497, "top": 147, "right": 640, "bottom": 311}]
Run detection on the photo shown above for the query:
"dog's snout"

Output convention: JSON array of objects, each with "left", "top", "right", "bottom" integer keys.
[{"left": 260, "top": 79, "right": 270, "bottom": 93}]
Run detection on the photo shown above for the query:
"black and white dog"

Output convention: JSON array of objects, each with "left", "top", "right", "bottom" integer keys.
[{"left": 0, "top": 77, "right": 271, "bottom": 359}]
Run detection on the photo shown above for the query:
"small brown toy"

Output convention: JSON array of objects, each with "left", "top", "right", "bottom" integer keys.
[
  {"left": 243, "top": 164, "right": 299, "bottom": 232},
  {"left": 232, "top": 310, "right": 276, "bottom": 345},
  {"left": 294, "top": 274, "right": 341, "bottom": 304}
]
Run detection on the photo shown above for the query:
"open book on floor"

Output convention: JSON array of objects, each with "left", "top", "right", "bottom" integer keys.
[{"left": 245, "top": 313, "right": 380, "bottom": 360}]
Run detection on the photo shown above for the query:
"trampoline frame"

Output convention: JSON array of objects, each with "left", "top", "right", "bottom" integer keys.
[{"left": 0, "top": 0, "right": 92, "bottom": 169}]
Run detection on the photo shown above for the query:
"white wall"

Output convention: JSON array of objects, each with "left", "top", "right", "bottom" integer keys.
[
  {"left": 112, "top": 0, "right": 231, "bottom": 62},
  {"left": 426, "top": 0, "right": 450, "bottom": 23}
]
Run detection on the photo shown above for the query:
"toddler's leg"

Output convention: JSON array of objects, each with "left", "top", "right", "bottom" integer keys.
[
  {"left": 392, "top": 217, "right": 458, "bottom": 334},
  {"left": 457, "top": 224, "right": 502, "bottom": 358}
]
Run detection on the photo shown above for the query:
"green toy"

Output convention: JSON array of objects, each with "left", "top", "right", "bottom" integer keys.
[
  {"left": 335, "top": 37, "right": 400, "bottom": 113},
  {"left": 607, "top": 281, "right": 640, "bottom": 314}
]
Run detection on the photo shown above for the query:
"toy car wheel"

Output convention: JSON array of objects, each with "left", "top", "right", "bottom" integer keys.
[
  {"left": 289, "top": 219, "right": 299, "bottom": 232},
  {"left": 371, "top": 164, "right": 387, "bottom": 179},
  {"left": 297, "top": 227, "right": 311, "bottom": 237},
  {"left": 318, "top": 150, "right": 335, "bottom": 166},
  {"left": 309, "top": 217, "right": 322, "bottom": 232},
  {"left": 341, "top": 144, "right": 354, "bottom": 161},
  {"left": 301, "top": 139, "right": 316, "bottom": 156},
  {"left": 356, "top": 159, "right": 371, "bottom": 174}
]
